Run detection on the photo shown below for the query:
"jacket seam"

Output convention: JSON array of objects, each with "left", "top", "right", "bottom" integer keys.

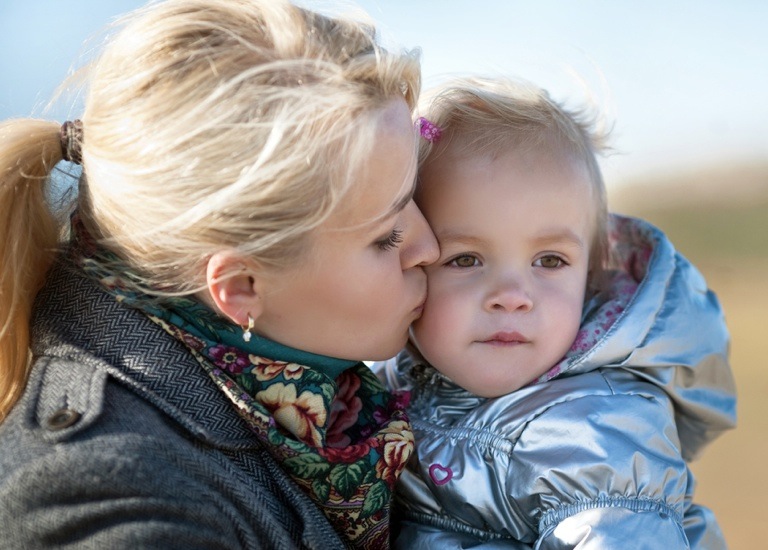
[
  {"left": 413, "top": 387, "right": 662, "bottom": 455},
  {"left": 538, "top": 496, "right": 683, "bottom": 533},
  {"left": 402, "top": 510, "right": 511, "bottom": 542},
  {"left": 411, "top": 419, "right": 514, "bottom": 453}
]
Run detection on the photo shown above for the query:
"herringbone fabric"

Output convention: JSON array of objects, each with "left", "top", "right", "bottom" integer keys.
[
  {"left": 0, "top": 254, "right": 347, "bottom": 549},
  {"left": 32, "top": 256, "right": 257, "bottom": 445}
]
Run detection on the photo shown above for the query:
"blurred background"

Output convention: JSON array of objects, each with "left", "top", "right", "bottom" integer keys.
[{"left": 2, "top": 1, "right": 766, "bottom": 547}]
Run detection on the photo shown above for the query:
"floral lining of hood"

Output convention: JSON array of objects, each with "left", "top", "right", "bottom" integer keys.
[{"left": 535, "top": 215, "right": 653, "bottom": 382}]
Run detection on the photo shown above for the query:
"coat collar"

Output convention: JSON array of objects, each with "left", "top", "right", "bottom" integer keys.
[{"left": 31, "top": 256, "right": 261, "bottom": 449}]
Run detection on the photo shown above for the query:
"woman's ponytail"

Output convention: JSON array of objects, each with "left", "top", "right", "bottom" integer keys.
[{"left": 0, "top": 119, "right": 64, "bottom": 420}]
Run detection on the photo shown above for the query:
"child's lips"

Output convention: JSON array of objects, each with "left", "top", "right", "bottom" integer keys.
[{"left": 480, "top": 331, "right": 529, "bottom": 345}]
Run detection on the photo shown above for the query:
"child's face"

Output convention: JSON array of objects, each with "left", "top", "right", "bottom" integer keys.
[{"left": 411, "top": 146, "right": 593, "bottom": 397}]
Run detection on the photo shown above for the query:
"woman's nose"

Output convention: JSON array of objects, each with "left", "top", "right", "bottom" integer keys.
[
  {"left": 400, "top": 201, "right": 439, "bottom": 269},
  {"left": 484, "top": 277, "right": 534, "bottom": 312}
]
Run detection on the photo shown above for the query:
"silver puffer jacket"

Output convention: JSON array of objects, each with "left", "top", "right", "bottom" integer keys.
[{"left": 379, "top": 215, "right": 737, "bottom": 549}]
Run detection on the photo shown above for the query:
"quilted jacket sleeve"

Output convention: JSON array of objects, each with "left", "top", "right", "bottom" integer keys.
[{"left": 508, "top": 372, "right": 724, "bottom": 549}]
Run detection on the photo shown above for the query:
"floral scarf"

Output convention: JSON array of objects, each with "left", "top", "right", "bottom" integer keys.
[{"left": 76, "top": 224, "right": 413, "bottom": 549}]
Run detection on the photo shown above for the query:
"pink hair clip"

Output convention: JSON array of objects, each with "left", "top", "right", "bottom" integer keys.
[{"left": 417, "top": 117, "right": 442, "bottom": 143}]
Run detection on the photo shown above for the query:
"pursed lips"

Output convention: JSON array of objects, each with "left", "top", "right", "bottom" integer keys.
[{"left": 411, "top": 286, "right": 428, "bottom": 316}]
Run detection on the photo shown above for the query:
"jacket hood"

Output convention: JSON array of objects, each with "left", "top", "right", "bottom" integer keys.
[
  {"left": 563, "top": 215, "right": 723, "bottom": 370},
  {"left": 561, "top": 215, "right": 736, "bottom": 459}
]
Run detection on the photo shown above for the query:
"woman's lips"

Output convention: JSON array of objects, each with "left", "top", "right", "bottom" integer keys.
[{"left": 411, "top": 293, "right": 427, "bottom": 316}]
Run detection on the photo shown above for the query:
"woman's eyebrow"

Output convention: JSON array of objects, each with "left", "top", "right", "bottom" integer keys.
[
  {"left": 390, "top": 183, "right": 415, "bottom": 215},
  {"left": 378, "top": 181, "right": 416, "bottom": 225},
  {"left": 360, "top": 185, "right": 415, "bottom": 236}
]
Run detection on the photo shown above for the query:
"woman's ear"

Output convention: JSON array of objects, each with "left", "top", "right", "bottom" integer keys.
[{"left": 205, "top": 251, "right": 264, "bottom": 326}]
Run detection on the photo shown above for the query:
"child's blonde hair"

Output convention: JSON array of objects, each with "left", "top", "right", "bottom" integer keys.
[
  {"left": 417, "top": 76, "right": 609, "bottom": 286},
  {"left": 0, "top": 0, "right": 420, "bottom": 420}
]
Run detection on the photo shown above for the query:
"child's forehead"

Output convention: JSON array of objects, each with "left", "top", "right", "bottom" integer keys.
[
  {"left": 421, "top": 140, "right": 591, "bottom": 185},
  {"left": 416, "top": 118, "right": 598, "bottom": 206},
  {"left": 417, "top": 143, "right": 599, "bottom": 232}
]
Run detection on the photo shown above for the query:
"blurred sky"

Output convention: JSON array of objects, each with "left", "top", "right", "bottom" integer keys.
[{"left": 1, "top": 0, "right": 766, "bottom": 187}]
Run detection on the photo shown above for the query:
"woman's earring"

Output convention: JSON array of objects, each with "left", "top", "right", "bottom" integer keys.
[{"left": 242, "top": 314, "right": 254, "bottom": 343}]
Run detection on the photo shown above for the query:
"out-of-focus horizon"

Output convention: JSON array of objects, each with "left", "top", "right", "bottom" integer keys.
[{"left": 1, "top": 0, "right": 767, "bottom": 189}]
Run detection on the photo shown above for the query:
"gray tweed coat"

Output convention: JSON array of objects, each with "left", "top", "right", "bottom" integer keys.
[{"left": 0, "top": 255, "right": 346, "bottom": 549}]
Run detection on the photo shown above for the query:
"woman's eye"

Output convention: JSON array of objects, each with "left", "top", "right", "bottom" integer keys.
[
  {"left": 375, "top": 228, "right": 403, "bottom": 251},
  {"left": 535, "top": 255, "right": 565, "bottom": 268},
  {"left": 449, "top": 255, "right": 479, "bottom": 268}
]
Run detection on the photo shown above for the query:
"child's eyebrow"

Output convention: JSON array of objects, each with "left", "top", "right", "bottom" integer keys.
[
  {"left": 435, "top": 228, "right": 585, "bottom": 250},
  {"left": 434, "top": 231, "right": 487, "bottom": 248},
  {"left": 530, "top": 228, "right": 585, "bottom": 249}
]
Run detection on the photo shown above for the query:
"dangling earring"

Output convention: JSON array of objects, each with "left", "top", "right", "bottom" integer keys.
[{"left": 242, "top": 314, "right": 254, "bottom": 343}]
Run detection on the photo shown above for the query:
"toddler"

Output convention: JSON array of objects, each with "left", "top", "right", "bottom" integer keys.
[{"left": 380, "top": 77, "right": 737, "bottom": 549}]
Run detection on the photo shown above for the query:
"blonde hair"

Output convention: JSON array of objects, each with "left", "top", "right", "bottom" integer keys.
[
  {"left": 0, "top": 0, "right": 420, "bottom": 420},
  {"left": 417, "top": 76, "right": 609, "bottom": 285}
]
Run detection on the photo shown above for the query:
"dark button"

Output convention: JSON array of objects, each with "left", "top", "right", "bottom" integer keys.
[{"left": 45, "top": 408, "right": 82, "bottom": 430}]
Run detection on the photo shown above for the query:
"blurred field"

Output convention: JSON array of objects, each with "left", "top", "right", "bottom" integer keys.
[{"left": 609, "top": 162, "right": 768, "bottom": 550}]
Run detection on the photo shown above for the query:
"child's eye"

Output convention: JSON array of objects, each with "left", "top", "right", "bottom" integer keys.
[
  {"left": 534, "top": 255, "right": 566, "bottom": 268},
  {"left": 448, "top": 255, "right": 480, "bottom": 268},
  {"left": 375, "top": 228, "right": 403, "bottom": 251}
]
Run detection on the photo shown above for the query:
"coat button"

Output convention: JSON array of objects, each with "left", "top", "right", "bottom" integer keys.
[{"left": 45, "top": 408, "right": 82, "bottom": 430}]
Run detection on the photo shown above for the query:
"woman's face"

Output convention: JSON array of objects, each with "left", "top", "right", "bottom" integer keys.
[{"left": 252, "top": 99, "right": 439, "bottom": 361}]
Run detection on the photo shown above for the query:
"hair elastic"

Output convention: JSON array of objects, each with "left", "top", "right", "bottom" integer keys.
[
  {"left": 60, "top": 120, "right": 84, "bottom": 165},
  {"left": 417, "top": 117, "right": 442, "bottom": 143}
]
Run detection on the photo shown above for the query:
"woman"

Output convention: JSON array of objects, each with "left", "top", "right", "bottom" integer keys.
[{"left": 0, "top": 1, "right": 437, "bottom": 548}]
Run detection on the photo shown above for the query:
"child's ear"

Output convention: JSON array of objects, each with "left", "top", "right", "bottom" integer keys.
[{"left": 205, "top": 251, "right": 264, "bottom": 326}]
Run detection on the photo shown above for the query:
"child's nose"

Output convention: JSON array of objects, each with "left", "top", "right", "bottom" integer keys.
[{"left": 484, "top": 278, "right": 533, "bottom": 312}]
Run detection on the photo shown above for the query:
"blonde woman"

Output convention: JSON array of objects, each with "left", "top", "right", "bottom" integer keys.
[{"left": 0, "top": 1, "right": 437, "bottom": 548}]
